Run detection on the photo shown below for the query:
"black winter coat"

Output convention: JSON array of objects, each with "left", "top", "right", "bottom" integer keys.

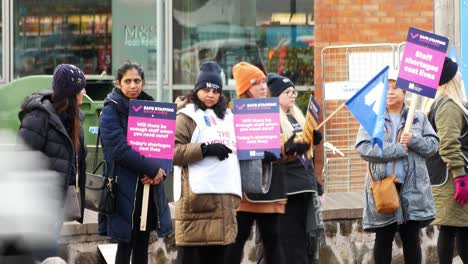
[{"left": 18, "top": 92, "right": 86, "bottom": 222}]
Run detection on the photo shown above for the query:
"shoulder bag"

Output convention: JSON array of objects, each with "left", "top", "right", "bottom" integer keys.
[
  {"left": 368, "top": 161, "right": 400, "bottom": 214},
  {"left": 64, "top": 159, "right": 82, "bottom": 221}
]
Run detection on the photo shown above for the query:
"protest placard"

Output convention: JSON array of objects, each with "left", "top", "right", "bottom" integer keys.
[
  {"left": 302, "top": 95, "right": 321, "bottom": 158},
  {"left": 396, "top": 27, "right": 449, "bottom": 98},
  {"left": 233, "top": 97, "right": 281, "bottom": 160},
  {"left": 127, "top": 100, "right": 176, "bottom": 171},
  {"left": 127, "top": 100, "right": 176, "bottom": 230}
]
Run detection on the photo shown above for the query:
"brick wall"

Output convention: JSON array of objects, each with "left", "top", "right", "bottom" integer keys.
[{"left": 314, "top": 1, "right": 433, "bottom": 191}]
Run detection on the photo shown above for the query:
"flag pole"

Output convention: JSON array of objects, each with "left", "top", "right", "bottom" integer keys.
[{"left": 316, "top": 102, "right": 347, "bottom": 130}]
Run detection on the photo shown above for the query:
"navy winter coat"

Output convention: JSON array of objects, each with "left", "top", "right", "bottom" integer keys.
[{"left": 98, "top": 88, "right": 172, "bottom": 241}]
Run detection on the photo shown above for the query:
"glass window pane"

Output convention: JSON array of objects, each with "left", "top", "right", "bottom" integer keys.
[
  {"left": 172, "top": 0, "right": 314, "bottom": 89},
  {"left": 257, "top": 0, "right": 314, "bottom": 86},
  {"left": 14, "top": 0, "right": 112, "bottom": 77}
]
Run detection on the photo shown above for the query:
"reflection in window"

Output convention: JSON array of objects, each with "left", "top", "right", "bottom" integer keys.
[
  {"left": 14, "top": 0, "right": 112, "bottom": 77},
  {"left": 172, "top": 0, "right": 313, "bottom": 87}
]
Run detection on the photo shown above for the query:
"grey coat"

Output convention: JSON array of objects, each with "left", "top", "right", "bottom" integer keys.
[{"left": 355, "top": 107, "right": 438, "bottom": 231}]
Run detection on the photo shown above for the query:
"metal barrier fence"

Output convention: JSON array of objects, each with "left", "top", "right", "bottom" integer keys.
[{"left": 321, "top": 43, "right": 405, "bottom": 193}]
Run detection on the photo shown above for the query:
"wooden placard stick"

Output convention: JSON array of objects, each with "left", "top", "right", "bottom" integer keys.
[
  {"left": 402, "top": 93, "right": 420, "bottom": 133},
  {"left": 140, "top": 184, "right": 150, "bottom": 231}
]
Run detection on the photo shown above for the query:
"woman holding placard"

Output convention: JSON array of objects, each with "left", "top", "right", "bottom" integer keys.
[
  {"left": 98, "top": 61, "right": 172, "bottom": 264},
  {"left": 173, "top": 61, "right": 242, "bottom": 264},
  {"left": 425, "top": 57, "right": 468, "bottom": 264},
  {"left": 225, "top": 62, "right": 286, "bottom": 264},
  {"left": 267, "top": 73, "right": 324, "bottom": 264},
  {"left": 356, "top": 71, "right": 438, "bottom": 264}
]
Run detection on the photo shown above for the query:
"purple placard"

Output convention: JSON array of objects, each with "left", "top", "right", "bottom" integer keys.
[
  {"left": 233, "top": 98, "right": 281, "bottom": 160},
  {"left": 396, "top": 27, "right": 449, "bottom": 98},
  {"left": 127, "top": 100, "right": 176, "bottom": 171}
]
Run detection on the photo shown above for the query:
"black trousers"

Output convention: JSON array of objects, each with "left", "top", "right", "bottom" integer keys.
[
  {"left": 115, "top": 228, "right": 151, "bottom": 264},
  {"left": 225, "top": 212, "right": 284, "bottom": 264},
  {"left": 373, "top": 221, "right": 421, "bottom": 264},
  {"left": 177, "top": 245, "right": 227, "bottom": 264},
  {"left": 278, "top": 194, "right": 309, "bottom": 264},
  {"left": 115, "top": 182, "right": 157, "bottom": 264},
  {"left": 438, "top": 225, "right": 468, "bottom": 264}
]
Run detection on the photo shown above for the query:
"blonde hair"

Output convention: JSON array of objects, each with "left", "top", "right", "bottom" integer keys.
[
  {"left": 280, "top": 104, "right": 306, "bottom": 140},
  {"left": 423, "top": 72, "right": 468, "bottom": 116}
]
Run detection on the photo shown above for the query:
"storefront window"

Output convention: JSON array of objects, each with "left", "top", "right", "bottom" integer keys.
[
  {"left": 13, "top": 0, "right": 112, "bottom": 77},
  {"left": 172, "top": 0, "right": 314, "bottom": 92}
]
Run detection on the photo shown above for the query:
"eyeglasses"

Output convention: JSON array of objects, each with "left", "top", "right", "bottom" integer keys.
[
  {"left": 284, "top": 90, "right": 298, "bottom": 97},
  {"left": 250, "top": 79, "right": 266, "bottom": 86}
]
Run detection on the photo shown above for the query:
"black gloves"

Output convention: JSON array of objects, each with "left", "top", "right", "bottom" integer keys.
[
  {"left": 284, "top": 133, "right": 311, "bottom": 155},
  {"left": 263, "top": 151, "right": 278, "bottom": 162},
  {"left": 313, "top": 129, "right": 323, "bottom": 146},
  {"left": 317, "top": 181, "right": 324, "bottom": 196},
  {"left": 201, "top": 143, "right": 232, "bottom": 160}
]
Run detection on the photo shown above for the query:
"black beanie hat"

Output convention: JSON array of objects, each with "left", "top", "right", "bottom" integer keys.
[
  {"left": 52, "top": 64, "right": 86, "bottom": 101},
  {"left": 194, "top": 62, "right": 223, "bottom": 92},
  {"left": 267, "top": 73, "right": 295, "bottom": 97},
  {"left": 439, "top": 57, "right": 458, "bottom": 85}
]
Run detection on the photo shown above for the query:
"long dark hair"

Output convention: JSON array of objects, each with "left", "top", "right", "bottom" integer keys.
[
  {"left": 52, "top": 96, "right": 81, "bottom": 155},
  {"left": 191, "top": 91, "right": 227, "bottom": 119}
]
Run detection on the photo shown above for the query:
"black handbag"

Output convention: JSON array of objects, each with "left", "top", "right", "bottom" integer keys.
[{"left": 85, "top": 129, "right": 117, "bottom": 215}]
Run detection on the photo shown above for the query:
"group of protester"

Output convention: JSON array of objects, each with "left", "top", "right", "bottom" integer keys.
[{"left": 16, "top": 56, "right": 468, "bottom": 264}]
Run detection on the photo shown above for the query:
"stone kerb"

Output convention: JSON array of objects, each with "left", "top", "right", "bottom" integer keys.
[{"left": 58, "top": 192, "right": 461, "bottom": 264}]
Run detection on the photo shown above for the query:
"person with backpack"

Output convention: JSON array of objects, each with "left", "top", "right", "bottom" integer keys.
[{"left": 425, "top": 57, "right": 468, "bottom": 264}]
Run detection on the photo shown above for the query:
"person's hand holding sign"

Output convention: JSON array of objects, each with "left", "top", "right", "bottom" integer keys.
[
  {"left": 141, "top": 168, "right": 166, "bottom": 185},
  {"left": 400, "top": 131, "right": 413, "bottom": 152}
]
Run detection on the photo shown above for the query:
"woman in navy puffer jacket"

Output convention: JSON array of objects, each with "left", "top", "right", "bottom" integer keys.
[{"left": 98, "top": 62, "right": 172, "bottom": 264}]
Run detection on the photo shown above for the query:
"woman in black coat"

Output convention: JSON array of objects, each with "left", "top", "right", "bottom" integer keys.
[{"left": 18, "top": 64, "right": 87, "bottom": 261}]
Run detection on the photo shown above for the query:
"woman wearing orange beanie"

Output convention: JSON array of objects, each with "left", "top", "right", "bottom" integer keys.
[{"left": 225, "top": 62, "right": 286, "bottom": 264}]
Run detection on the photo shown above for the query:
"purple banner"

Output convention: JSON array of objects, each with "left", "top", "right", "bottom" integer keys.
[
  {"left": 127, "top": 100, "right": 176, "bottom": 171},
  {"left": 396, "top": 27, "right": 449, "bottom": 98},
  {"left": 233, "top": 98, "right": 281, "bottom": 160}
]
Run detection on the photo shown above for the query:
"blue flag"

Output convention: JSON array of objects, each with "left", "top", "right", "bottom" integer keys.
[{"left": 346, "top": 66, "right": 389, "bottom": 149}]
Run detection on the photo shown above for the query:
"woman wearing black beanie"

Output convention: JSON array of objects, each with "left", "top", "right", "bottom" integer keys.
[
  {"left": 425, "top": 57, "right": 468, "bottom": 264},
  {"left": 173, "top": 61, "right": 242, "bottom": 264},
  {"left": 268, "top": 73, "right": 324, "bottom": 264}
]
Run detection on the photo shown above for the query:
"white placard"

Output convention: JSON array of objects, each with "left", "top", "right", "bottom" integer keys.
[{"left": 98, "top": 244, "right": 118, "bottom": 264}]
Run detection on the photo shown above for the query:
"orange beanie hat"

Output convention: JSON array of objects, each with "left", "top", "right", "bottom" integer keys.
[{"left": 232, "top": 62, "right": 266, "bottom": 97}]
